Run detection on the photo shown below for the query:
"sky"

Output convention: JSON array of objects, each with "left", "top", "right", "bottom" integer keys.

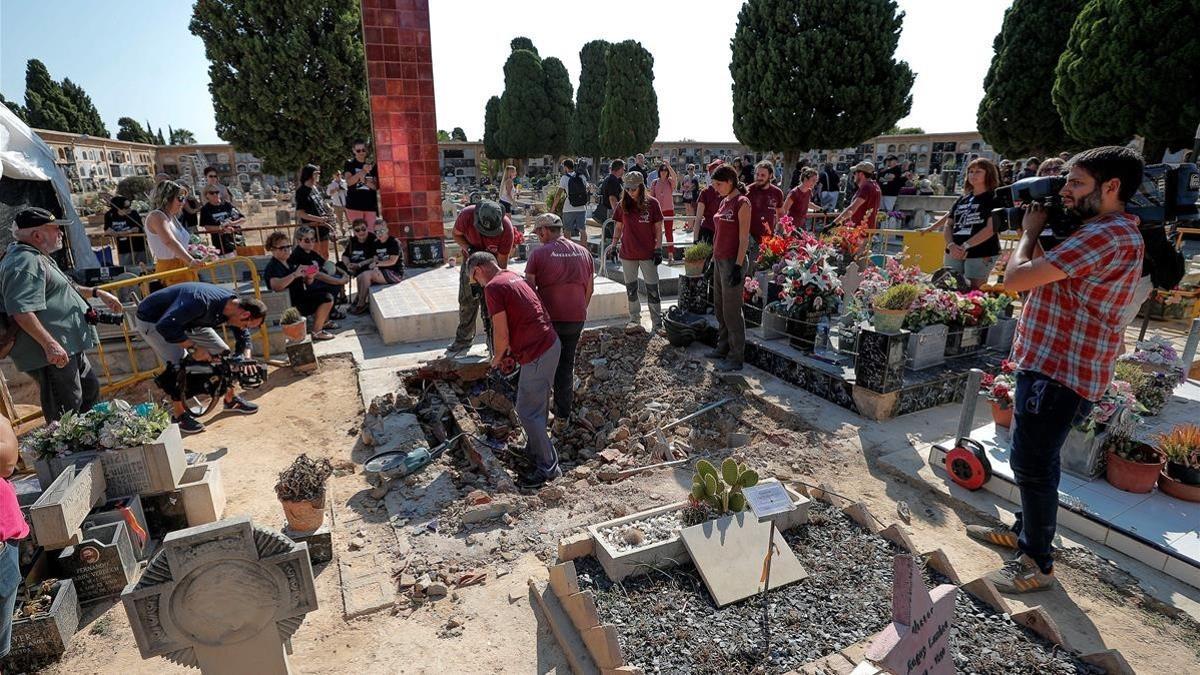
[{"left": 1, "top": 0, "right": 1011, "bottom": 146}]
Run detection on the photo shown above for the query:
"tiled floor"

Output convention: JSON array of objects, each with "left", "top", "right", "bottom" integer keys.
[{"left": 932, "top": 381, "right": 1200, "bottom": 586}]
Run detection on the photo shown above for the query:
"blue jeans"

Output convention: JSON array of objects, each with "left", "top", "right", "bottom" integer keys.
[
  {"left": 0, "top": 541, "right": 21, "bottom": 657},
  {"left": 1009, "top": 371, "right": 1093, "bottom": 573}
]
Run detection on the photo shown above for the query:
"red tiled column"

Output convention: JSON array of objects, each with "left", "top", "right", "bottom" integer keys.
[{"left": 361, "top": 0, "right": 442, "bottom": 254}]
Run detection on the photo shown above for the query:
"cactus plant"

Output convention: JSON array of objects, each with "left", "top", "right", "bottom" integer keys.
[{"left": 688, "top": 457, "right": 760, "bottom": 516}]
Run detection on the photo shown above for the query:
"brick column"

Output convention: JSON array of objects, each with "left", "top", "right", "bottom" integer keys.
[{"left": 361, "top": 0, "right": 441, "bottom": 249}]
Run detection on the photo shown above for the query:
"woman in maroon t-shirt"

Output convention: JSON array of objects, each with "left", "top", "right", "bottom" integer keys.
[
  {"left": 607, "top": 171, "right": 664, "bottom": 331},
  {"left": 706, "top": 165, "right": 751, "bottom": 371},
  {"left": 780, "top": 167, "right": 819, "bottom": 233}
]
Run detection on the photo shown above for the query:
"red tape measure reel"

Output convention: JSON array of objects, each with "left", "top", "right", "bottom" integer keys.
[{"left": 945, "top": 438, "right": 992, "bottom": 490}]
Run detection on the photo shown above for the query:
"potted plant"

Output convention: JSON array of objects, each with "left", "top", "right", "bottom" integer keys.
[
  {"left": 1114, "top": 362, "right": 1177, "bottom": 416},
  {"left": 774, "top": 234, "right": 843, "bottom": 352},
  {"left": 1155, "top": 424, "right": 1200, "bottom": 502},
  {"left": 275, "top": 453, "right": 334, "bottom": 532},
  {"left": 280, "top": 307, "right": 307, "bottom": 342},
  {"left": 742, "top": 277, "right": 763, "bottom": 327},
  {"left": 1105, "top": 433, "right": 1166, "bottom": 494},
  {"left": 871, "top": 283, "right": 920, "bottom": 333},
  {"left": 901, "top": 286, "right": 955, "bottom": 370},
  {"left": 980, "top": 361, "right": 1016, "bottom": 427},
  {"left": 689, "top": 458, "right": 759, "bottom": 515},
  {"left": 682, "top": 242, "right": 712, "bottom": 277},
  {"left": 1062, "top": 382, "right": 1143, "bottom": 479}
]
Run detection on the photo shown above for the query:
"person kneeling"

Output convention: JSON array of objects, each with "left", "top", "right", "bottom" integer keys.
[{"left": 134, "top": 282, "right": 266, "bottom": 434}]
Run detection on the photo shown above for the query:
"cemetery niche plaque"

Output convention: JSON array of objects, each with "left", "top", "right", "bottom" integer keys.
[
  {"left": 56, "top": 521, "right": 138, "bottom": 604},
  {"left": 406, "top": 237, "right": 445, "bottom": 268},
  {"left": 121, "top": 516, "right": 318, "bottom": 675}
]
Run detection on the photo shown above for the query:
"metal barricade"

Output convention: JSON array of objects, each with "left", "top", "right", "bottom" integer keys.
[{"left": 0, "top": 256, "right": 272, "bottom": 428}]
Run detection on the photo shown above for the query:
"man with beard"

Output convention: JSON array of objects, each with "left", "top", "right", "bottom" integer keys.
[
  {"left": 966, "top": 146, "right": 1144, "bottom": 595},
  {"left": 746, "top": 160, "right": 783, "bottom": 267}
]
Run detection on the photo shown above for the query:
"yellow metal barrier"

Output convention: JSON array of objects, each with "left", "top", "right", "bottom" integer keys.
[{"left": 1, "top": 256, "right": 272, "bottom": 429}]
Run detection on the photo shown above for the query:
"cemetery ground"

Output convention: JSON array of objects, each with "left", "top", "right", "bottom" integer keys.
[{"left": 34, "top": 330, "right": 1200, "bottom": 674}]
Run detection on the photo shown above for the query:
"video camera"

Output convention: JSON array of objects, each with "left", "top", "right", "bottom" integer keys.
[
  {"left": 990, "top": 175, "right": 1080, "bottom": 250},
  {"left": 84, "top": 308, "right": 126, "bottom": 326}
]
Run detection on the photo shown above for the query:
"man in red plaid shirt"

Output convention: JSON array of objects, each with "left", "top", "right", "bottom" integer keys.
[{"left": 967, "top": 146, "right": 1146, "bottom": 594}]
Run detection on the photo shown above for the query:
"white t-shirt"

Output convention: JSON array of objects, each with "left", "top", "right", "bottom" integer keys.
[
  {"left": 326, "top": 178, "right": 347, "bottom": 208},
  {"left": 559, "top": 173, "right": 587, "bottom": 213}
]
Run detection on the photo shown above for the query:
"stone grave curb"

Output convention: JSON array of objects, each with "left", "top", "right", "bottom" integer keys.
[
  {"left": 539, "top": 560, "right": 637, "bottom": 674},
  {"left": 526, "top": 576, "right": 602, "bottom": 675},
  {"left": 793, "top": 482, "right": 1136, "bottom": 675}
]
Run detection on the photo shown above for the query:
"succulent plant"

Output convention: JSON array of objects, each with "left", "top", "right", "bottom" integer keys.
[
  {"left": 689, "top": 457, "right": 760, "bottom": 516},
  {"left": 1155, "top": 424, "right": 1200, "bottom": 469}
]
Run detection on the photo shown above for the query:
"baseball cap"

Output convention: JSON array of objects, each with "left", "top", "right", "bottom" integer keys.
[
  {"left": 13, "top": 207, "right": 56, "bottom": 229},
  {"left": 533, "top": 213, "right": 563, "bottom": 230},
  {"left": 622, "top": 171, "right": 645, "bottom": 189},
  {"left": 852, "top": 161, "right": 876, "bottom": 175},
  {"left": 111, "top": 196, "right": 131, "bottom": 209},
  {"left": 474, "top": 200, "right": 505, "bottom": 237}
]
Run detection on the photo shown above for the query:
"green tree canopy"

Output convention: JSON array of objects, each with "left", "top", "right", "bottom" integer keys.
[
  {"left": 116, "top": 117, "right": 155, "bottom": 144},
  {"left": 977, "top": 0, "right": 1083, "bottom": 157},
  {"left": 170, "top": 128, "right": 197, "bottom": 145},
  {"left": 599, "top": 40, "right": 658, "bottom": 158},
  {"left": 510, "top": 37, "right": 538, "bottom": 57},
  {"left": 541, "top": 57, "right": 575, "bottom": 157},
  {"left": 483, "top": 95, "right": 504, "bottom": 160},
  {"left": 450, "top": 127, "right": 467, "bottom": 141},
  {"left": 497, "top": 48, "right": 550, "bottom": 159},
  {"left": 23, "top": 59, "right": 75, "bottom": 132},
  {"left": 437, "top": 129, "right": 452, "bottom": 141},
  {"left": 573, "top": 40, "right": 610, "bottom": 158},
  {"left": 1, "top": 93, "right": 28, "bottom": 123},
  {"left": 1053, "top": 0, "right": 1199, "bottom": 156},
  {"left": 730, "top": 0, "right": 913, "bottom": 154},
  {"left": 885, "top": 126, "right": 925, "bottom": 135},
  {"left": 189, "top": 0, "right": 370, "bottom": 174}
]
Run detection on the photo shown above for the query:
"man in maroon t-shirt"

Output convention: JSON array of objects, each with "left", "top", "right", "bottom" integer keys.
[
  {"left": 746, "top": 161, "right": 784, "bottom": 240},
  {"left": 693, "top": 159, "right": 725, "bottom": 245},
  {"left": 468, "top": 251, "right": 562, "bottom": 487},
  {"left": 449, "top": 201, "right": 517, "bottom": 352},
  {"left": 781, "top": 167, "right": 819, "bottom": 232},
  {"left": 525, "top": 214, "right": 594, "bottom": 427},
  {"left": 833, "top": 161, "right": 882, "bottom": 230}
]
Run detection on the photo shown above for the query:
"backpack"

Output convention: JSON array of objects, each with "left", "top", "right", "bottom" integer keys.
[
  {"left": 566, "top": 173, "right": 588, "bottom": 207},
  {"left": 1141, "top": 224, "right": 1185, "bottom": 290}
]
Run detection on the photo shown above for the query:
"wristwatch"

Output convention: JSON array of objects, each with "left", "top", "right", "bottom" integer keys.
[{"left": 962, "top": 242, "right": 972, "bottom": 252}]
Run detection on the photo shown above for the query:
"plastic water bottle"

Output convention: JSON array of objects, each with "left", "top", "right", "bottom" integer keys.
[{"left": 816, "top": 316, "right": 830, "bottom": 354}]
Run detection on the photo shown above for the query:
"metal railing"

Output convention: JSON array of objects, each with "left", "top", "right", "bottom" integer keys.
[{"left": 0, "top": 256, "right": 272, "bottom": 428}]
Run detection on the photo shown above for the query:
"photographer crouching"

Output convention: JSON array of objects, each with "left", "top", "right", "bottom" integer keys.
[
  {"left": 133, "top": 282, "right": 266, "bottom": 434},
  {"left": 968, "top": 146, "right": 1145, "bottom": 594},
  {"left": 0, "top": 208, "right": 126, "bottom": 421}
]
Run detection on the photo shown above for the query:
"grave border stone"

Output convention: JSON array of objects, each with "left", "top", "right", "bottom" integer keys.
[
  {"left": 30, "top": 460, "right": 106, "bottom": 549},
  {"left": 36, "top": 424, "right": 186, "bottom": 497}
]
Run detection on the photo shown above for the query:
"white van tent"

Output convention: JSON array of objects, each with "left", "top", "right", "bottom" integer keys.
[{"left": 0, "top": 105, "right": 97, "bottom": 269}]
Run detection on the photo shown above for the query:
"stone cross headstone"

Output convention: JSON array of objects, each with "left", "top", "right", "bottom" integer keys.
[
  {"left": 122, "top": 516, "right": 318, "bottom": 675},
  {"left": 864, "top": 554, "right": 957, "bottom": 675}
]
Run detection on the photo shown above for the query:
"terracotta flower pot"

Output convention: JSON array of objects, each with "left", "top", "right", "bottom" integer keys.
[
  {"left": 281, "top": 319, "right": 307, "bottom": 343},
  {"left": 872, "top": 307, "right": 908, "bottom": 334},
  {"left": 281, "top": 496, "right": 326, "bottom": 532},
  {"left": 989, "top": 401, "right": 1013, "bottom": 428},
  {"left": 1166, "top": 461, "right": 1200, "bottom": 485},
  {"left": 1158, "top": 471, "right": 1200, "bottom": 502},
  {"left": 1105, "top": 448, "right": 1165, "bottom": 494},
  {"left": 683, "top": 260, "right": 706, "bottom": 277}
]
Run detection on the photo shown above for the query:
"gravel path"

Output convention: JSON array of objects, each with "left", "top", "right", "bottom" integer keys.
[{"left": 576, "top": 502, "right": 1103, "bottom": 674}]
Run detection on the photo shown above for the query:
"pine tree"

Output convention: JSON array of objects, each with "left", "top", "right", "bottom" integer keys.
[
  {"left": 1052, "top": 0, "right": 1199, "bottom": 156},
  {"left": 977, "top": 0, "right": 1083, "bottom": 157},
  {"left": 573, "top": 40, "right": 610, "bottom": 159},
  {"left": 117, "top": 117, "right": 153, "bottom": 143},
  {"left": 598, "top": 40, "right": 658, "bottom": 158},
  {"left": 1, "top": 93, "right": 28, "bottom": 123},
  {"left": 730, "top": 0, "right": 913, "bottom": 156},
  {"left": 451, "top": 127, "right": 467, "bottom": 141},
  {"left": 541, "top": 57, "right": 575, "bottom": 157},
  {"left": 60, "top": 78, "right": 110, "bottom": 137},
  {"left": 483, "top": 95, "right": 505, "bottom": 160},
  {"left": 23, "top": 59, "right": 75, "bottom": 132},
  {"left": 497, "top": 48, "right": 550, "bottom": 160},
  {"left": 190, "top": 0, "right": 370, "bottom": 174}
]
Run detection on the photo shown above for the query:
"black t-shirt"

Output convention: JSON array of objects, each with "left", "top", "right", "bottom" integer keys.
[
  {"left": 342, "top": 159, "right": 379, "bottom": 212},
  {"left": 820, "top": 169, "right": 839, "bottom": 193},
  {"left": 739, "top": 165, "right": 755, "bottom": 186},
  {"left": 179, "top": 198, "right": 201, "bottom": 232},
  {"left": 295, "top": 185, "right": 331, "bottom": 240},
  {"left": 950, "top": 191, "right": 1000, "bottom": 258},
  {"left": 343, "top": 235, "right": 377, "bottom": 267},
  {"left": 104, "top": 208, "right": 146, "bottom": 254},
  {"left": 199, "top": 202, "right": 244, "bottom": 254},
  {"left": 264, "top": 257, "right": 304, "bottom": 305},
  {"left": 880, "top": 165, "right": 905, "bottom": 197},
  {"left": 287, "top": 246, "right": 326, "bottom": 270},
  {"left": 373, "top": 236, "right": 403, "bottom": 274},
  {"left": 595, "top": 174, "right": 624, "bottom": 221}
]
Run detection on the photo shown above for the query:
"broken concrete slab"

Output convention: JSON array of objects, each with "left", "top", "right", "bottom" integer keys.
[
  {"left": 30, "top": 460, "right": 106, "bottom": 550},
  {"left": 528, "top": 578, "right": 599, "bottom": 675},
  {"left": 558, "top": 533, "right": 594, "bottom": 562},
  {"left": 462, "top": 500, "right": 512, "bottom": 524},
  {"left": 548, "top": 561, "right": 581, "bottom": 599},
  {"left": 680, "top": 511, "right": 808, "bottom": 607}
]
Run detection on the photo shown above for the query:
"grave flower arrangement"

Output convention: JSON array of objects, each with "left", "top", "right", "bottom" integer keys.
[
  {"left": 755, "top": 235, "right": 792, "bottom": 271},
  {"left": 1077, "top": 381, "right": 1144, "bottom": 435},
  {"left": 276, "top": 453, "right": 334, "bottom": 532},
  {"left": 186, "top": 235, "right": 221, "bottom": 263},
  {"left": 980, "top": 360, "right": 1016, "bottom": 409},
  {"left": 1118, "top": 336, "right": 1187, "bottom": 384},
  {"left": 774, "top": 238, "right": 843, "bottom": 318},
  {"left": 822, "top": 224, "right": 868, "bottom": 258},
  {"left": 1114, "top": 361, "right": 1176, "bottom": 416},
  {"left": 902, "top": 286, "right": 959, "bottom": 331},
  {"left": 742, "top": 276, "right": 762, "bottom": 304},
  {"left": 849, "top": 257, "right": 924, "bottom": 321},
  {"left": 21, "top": 400, "right": 171, "bottom": 461}
]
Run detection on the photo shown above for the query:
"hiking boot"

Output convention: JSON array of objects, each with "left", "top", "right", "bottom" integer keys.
[
  {"left": 224, "top": 395, "right": 259, "bottom": 414},
  {"left": 175, "top": 414, "right": 205, "bottom": 435},
  {"left": 986, "top": 554, "right": 1056, "bottom": 594},
  {"left": 715, "top": 359, "right": 744, "bottom": 372},
  {"left": 704, "top": 349, "right": 728, "bottom": 360},
  {"left": 966, "top": 524, "right": 1019, "bottom": 550}
]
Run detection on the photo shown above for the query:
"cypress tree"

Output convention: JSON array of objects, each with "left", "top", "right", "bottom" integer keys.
[
  {"left": 978, "top": 0, "right": 1083, "bottom": 157},
  {"left": 541, "top": 56, "right": 575, "bottom": 157},
  {"left": 117, "top": 117, "right": 153, "bottom": 143},
  {"left": 483, "top": 95, "right": 505, "bottom": 160},
  {"left": 730, "top": 0, "right": 913, "bottom": 155},
  {"left": 60, "top": 78, "right": 110, "bottom": 137},
  {"left": 1, "top": 93, "right": 28, "bottom": 123},
  {"left": 23, "top": 59, "right": 75, "bottom": 132},
  {"left": 510, "top": 37, "right": 538, "bottom": 57},
  {"left": 573, "top": 40, "right": 610, "bottom": 159},
  {"left": 190, "top": 0, "right": 370, "bottom": 174},
  {"left": 1053, "top": 0, "right": 1199, "bottom": 156},
  {"left": 451, "top": 127, "right": 467, "bottom": 141},
  {"left": 598, "top": 40, "right": 658, "bottom": 158},
  {"left": 497, "top": 49, "right": 550, "bottom": 159}
]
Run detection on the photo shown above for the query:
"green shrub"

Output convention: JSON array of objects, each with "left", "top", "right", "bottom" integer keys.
[
  {"left": 683, "top": 242, "right": 713, "bottom": 263},
  {"left": 873, "top": 283, "right": 921, "bottom": 310}
]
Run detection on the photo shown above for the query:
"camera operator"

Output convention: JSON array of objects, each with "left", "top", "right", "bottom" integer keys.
[
  {"left": 968, "top": 146, "right": 1145, "bottom": 595},
  {"left": 0, "top": 208, "right": 124, "bottom": 421},
  {"left": 133, "top": 282, "right": 266, "bottom": 434}
]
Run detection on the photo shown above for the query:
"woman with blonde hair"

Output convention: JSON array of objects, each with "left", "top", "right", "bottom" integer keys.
[
  {"left": 499, "top": 165, "right": 517, "bottom": 214},
  {"left": 145, "top": 180, "right": 203, "bottom": 283},
  {"left": 925, "top": 157, "right": 1001, "bottom": 289}
]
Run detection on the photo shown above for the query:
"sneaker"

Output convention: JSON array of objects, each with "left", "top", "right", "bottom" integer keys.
[
  {"left": 224, "top": 395, "right": 259, "bottom": 415},
  {"left": 704, "top": 349, "right": 728, "bottom": 360},
  {"left": 966, "top": 524, "right": 1019, "bottom": 550},
  {"left": 175, "top": 414, "right": 205, "bottom": 435},
  {"left": 986, "top": 554, "right": 1056, "bottom": 594},
  {"left": 445, "top": 341, "right": 471, "bottom": 354},
  {"left": 715, "top": 359, "right": 743, "bottom": 372}
]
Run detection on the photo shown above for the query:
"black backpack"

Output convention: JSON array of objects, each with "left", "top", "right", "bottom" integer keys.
[
  {"left": 1142, "top": 224, "right": 1185, "bottom": 290},
  {"left": 566, "top": 173, "right": 588, "bottom": 207}
]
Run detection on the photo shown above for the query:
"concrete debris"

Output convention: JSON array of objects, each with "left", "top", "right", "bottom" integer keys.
[
  {"left": 537, "top": 485, "right": 566, "bottom": 505},
  {"left": 462, "top": 501, "right": 511, "bottom": 524}
]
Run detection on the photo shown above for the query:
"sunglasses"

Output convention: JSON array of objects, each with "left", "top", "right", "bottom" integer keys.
[
  {"left": 353, "top": 227, "right": 367, "bottom": 232},
  {"left": 272, "top": 245, "right": 291, "bottom": 251},
  {"left": 354, "top": 149, "right": 367, "bottom": 154},
  {"left": 299, "top": 238, "right": 316, "bottom": 243},
  {"left": 176, "top": 196, "right": 186, "bottom": 202}
]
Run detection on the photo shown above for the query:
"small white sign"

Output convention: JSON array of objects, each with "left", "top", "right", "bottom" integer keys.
[{"left": 743, "top": 482, "right": 794, "bottom": 522}]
